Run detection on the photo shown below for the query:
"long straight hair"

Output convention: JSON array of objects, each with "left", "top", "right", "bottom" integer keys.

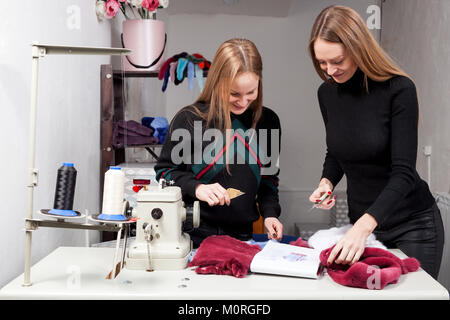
[
  {"left": 187, "top": 38, "right": 263, "bottom": 173},
  {"left": 193, "top": 38, "right": 263, "bottom": 131},
  {"left": 308, "top": 5, "right": 409, "bottom": 89}
]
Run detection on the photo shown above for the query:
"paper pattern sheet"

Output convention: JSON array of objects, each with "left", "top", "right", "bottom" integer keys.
[{"left": 250, "top": 241, "right": 322, "bottom": 279}]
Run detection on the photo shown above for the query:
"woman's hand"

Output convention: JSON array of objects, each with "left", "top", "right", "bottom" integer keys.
[
  {"left": 264, "top": 217, "right": 284, "bottom": 241},
  {"left": 327, "top": 213, "right": 378, "bottom": 265},
  {"left": 309, "top": 178, "right": 336, "bottom": 210},
  {"left": 195, "top": 183, "right": 231, "bottom": 207}
]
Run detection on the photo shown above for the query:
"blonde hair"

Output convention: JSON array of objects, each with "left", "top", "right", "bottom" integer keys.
[
  {"left": 179, "top": 38, "right": 264, "bottom": 174},
  {"left": 192, "top": 38, "right": 263, "bottom": 131},
  {"left": 308, "top": 5, "right": 409, "bottom": 88}
]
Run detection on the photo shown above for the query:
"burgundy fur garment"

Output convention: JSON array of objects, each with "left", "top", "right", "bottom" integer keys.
[
  {"left": 289, "top": 237, "right": 310, "bottom": 248},
  {"left": 320, "top": 245, "right": 420, "bottom": 290},
  {"left": 188, "top": 235, "right": 261, "bottom": 278}
]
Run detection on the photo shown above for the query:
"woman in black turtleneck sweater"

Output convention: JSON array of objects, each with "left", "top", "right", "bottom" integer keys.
[{"left": 307, "top": 5, "right": 444, "bottom": 279}]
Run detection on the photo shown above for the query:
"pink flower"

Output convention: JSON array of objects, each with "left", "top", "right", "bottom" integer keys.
[
  {"left": 142, "top": 0, "right": 159, "bottom": 12},
  {"left": 105, "top": 0, "right": 120, "bottom": 19}
]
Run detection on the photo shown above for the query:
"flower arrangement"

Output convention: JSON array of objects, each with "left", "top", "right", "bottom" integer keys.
[{"left": 96, "top": 0, "right": 169, "bottom": 20}]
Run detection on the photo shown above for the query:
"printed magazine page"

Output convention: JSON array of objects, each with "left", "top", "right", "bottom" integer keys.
[{"left": 250, "top": 241, "right": 322, "bottom": 279}]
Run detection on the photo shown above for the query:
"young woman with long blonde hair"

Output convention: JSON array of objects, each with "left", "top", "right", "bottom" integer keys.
[
  {"left": 155, "top": 38, "right": 283, "bottom": 247},
  {"left": 308, "top": 5, "right": 444, "bottom": 279}
]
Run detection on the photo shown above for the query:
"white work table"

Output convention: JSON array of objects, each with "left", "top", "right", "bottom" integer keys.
[{"left": 0, "top": 246, "right": 448, "bottom": 300}]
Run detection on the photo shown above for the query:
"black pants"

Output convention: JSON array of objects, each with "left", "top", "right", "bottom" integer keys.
[
  {"left": 374, "top": 203, "right": 444, "bottom": 279},
  {"left": 184, "top": 219, "right": 253, "bottom": 249}
]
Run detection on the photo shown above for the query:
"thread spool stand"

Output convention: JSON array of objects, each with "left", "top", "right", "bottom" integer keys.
[
  {"left": 39, "top": 209, "right": 84, "bottom": 220},
  {"left": 24, "top": 43, "right": 133, "bottom": 287}
]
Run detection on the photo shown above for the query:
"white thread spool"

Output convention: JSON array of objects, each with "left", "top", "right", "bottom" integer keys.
[{"left": 101, "top": 167, "right": 125, "bottom": 217}]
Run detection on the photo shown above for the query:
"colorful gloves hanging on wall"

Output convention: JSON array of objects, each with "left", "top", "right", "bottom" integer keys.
[{"left": 158, "top": 52, "right": 211, "bottom": 92}]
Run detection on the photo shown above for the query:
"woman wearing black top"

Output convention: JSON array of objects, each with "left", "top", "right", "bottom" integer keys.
[
  {"left": 307, "top": 5, "right": 444, "bottom": 279},
  {"left": 155, "top": 39, "right": 283, "bottom": 248}
]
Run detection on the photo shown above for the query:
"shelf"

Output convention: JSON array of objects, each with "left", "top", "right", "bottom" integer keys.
[
  {"left": 113, "top": 70, "right": 159, "bottom": 78},
  {"left": 32, "top": 43, "right": 130, "bottom": 57},
  {"left": 114, "top": 144, "right": 163, "bottom": 149},
  {"left": 112, "top": 69, "right": 208, "bottom": 78},
  {"left": 116, "top": 144, "right": 163, "bottom": 160}
]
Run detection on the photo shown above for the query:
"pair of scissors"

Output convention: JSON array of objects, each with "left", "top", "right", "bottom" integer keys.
[{"left": 309, "top": 192, "right": 333, "bottom": 211}]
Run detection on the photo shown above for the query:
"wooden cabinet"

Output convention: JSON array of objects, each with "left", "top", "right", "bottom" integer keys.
[
  {"left": 100, "top": 64, "right": 164, "bottom": 193},
  {"left": 99, "top": 64, "right": 163, "bottom": 240}
]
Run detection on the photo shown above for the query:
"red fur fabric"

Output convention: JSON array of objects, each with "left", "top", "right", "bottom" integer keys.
[
  {"left": 320, "top": 246, "right": 420, "bottom": 290},
  {"left": 289, "top": 237, "right": 311, "bottom": 248},
  {"left": 188, "top": 235, "right": 261, "bottom": 278}
]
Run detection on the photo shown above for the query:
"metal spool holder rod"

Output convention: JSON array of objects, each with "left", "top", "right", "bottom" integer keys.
[{"left": 24, "top": 43, "right": 131, "bottom": 286}]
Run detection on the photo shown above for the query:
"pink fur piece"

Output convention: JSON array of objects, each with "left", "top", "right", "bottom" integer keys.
[
  {"left": 289, "top": 237, "right": 311, "bottom": 248},
  {"left": 320, "top": 245, "right": 420, "bottom": 290},
  {"left": 188, "top": 235, "right": 261, "bottom": 278}
]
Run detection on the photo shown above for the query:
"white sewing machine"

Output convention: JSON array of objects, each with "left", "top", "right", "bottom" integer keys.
[{"left": 126, "top": 180, "right": 200, "bottom": 270}]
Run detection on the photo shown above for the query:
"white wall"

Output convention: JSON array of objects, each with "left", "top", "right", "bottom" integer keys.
[
  {"left": 381, "top": 0, "right": 450, "bottom": 194},
  {"left": 0, "top": 0, "right": 111, "bottom": 288},
  {"left": 380, "top": 0, "right": 450, "bottom": 292}
]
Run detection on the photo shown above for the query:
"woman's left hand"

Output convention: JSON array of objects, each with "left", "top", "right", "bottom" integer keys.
[
  {"left": 264, "top": 217, "right": 284, "bottom": 241},
  {"left": 327, "top": 213, "right": 378, "bottom": 265}
]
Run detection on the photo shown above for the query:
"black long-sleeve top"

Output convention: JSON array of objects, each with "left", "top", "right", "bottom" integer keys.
[
  {"left": 318, "top": 68, "right": 435, "bottom": 230},
  {"left": 155, "top": 103, "right": 281, "bottom": 233}
]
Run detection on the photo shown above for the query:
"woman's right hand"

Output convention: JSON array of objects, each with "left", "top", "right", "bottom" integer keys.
[
  {"left": 309, "top": 178, "right": 336, "bottom": 210},
  {"left": 195, "top": 183, "right": 231, "bottom": 207}
]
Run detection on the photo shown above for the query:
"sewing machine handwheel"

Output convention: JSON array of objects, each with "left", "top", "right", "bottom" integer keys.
[{"left": 192, "top": 201, "right": 200, "bottom": 228}]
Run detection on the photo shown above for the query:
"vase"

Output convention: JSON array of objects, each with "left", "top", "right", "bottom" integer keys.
[{"left": 121, "top": 19, "right": 167, "bottom": 72}]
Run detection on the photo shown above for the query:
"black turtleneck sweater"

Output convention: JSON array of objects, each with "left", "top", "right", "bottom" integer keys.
[
  {"left": 318, "top": 68, "right": 435, "bottom": 230},
  {"left": 155, "top": 103, "right": 281, "bottom": 233}
]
